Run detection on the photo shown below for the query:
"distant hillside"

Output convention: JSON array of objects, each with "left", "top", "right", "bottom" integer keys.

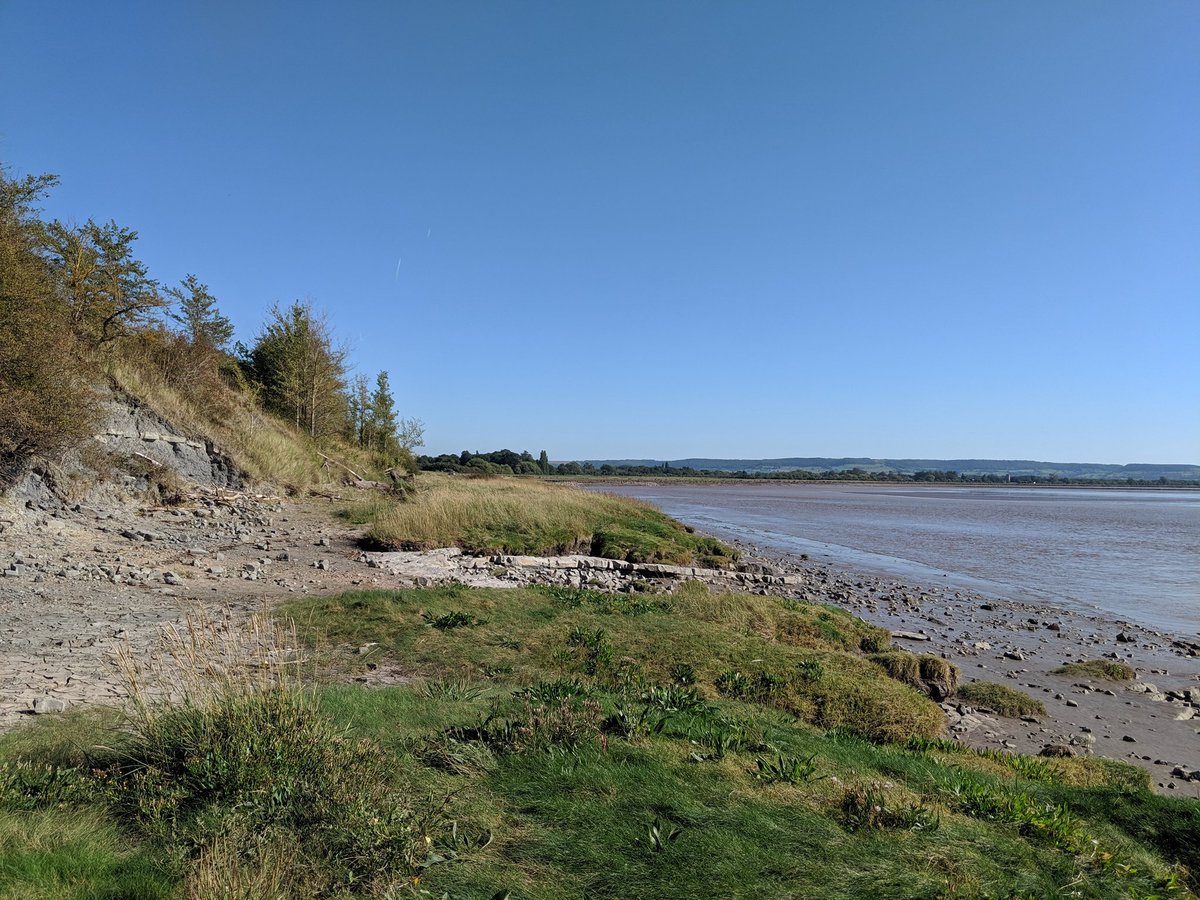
[{"left": 573, "top": 457, "right": 1200, "bottom": 482}]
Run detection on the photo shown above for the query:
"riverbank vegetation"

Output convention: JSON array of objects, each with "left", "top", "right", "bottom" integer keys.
[
  {"left": 1, "top": 586, "right": 1196, "bottom": 897},
  {"left": 345, "top": 474, "right": 738, "bottom": 566}
]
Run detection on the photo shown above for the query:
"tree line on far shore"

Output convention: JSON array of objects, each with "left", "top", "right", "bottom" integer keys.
[{"left": 416, "top": 453, "right": 1197, "bottom": 487}]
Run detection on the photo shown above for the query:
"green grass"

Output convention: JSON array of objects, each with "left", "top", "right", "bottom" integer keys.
[
  {"left": 957, "top": 680, "right": 1049, "bottom": 718},
  {"left": 349, "top": 474, "right": 739, "bottom": 566},
  {"left": 0, "top": 586, "right": 1195, "bottom": 898},
  {"left": 1054, "top": 659, "right": 1138, "bottom": 681}
]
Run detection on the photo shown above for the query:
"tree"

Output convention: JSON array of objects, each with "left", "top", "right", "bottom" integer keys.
[
  {"left": 368, "top": 371, "right": 399, "bottom": 454},
  {"left": 167, "top": 274, "right": 234, "bottom": 351},
  {"left": 246, "top": 301, "right": 348, "bottom": 439},
  {"left": 538, "top": 450, "right": 551, "bottom": 474},
  {"left": 39, "top": 218, "right": 165, "bottom": 347},
  {"left": 396, "top": 417, "right": 425, "bottom": 453},
  {"left": 348, "top": 373, "right": 371, "bottom": 448}
]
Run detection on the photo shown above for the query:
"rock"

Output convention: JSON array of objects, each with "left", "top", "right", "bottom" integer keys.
[
  {"left": 1116, "top": 631, "right": 1136, "bottom": 644},
  {"left": 1004, "top": 650, "right": 1026, "bottom": 661},
  {"left": 891, "top": 630, "right": 930, "bottom": 642},
  {"left": 31, "top": 696, "right": 67, "bottom": 714},
  {"left": 1122, "top": 735, "right": 1137, "bottom": 743},
  {"left": 163, "top": 571, "right": 183, "bottom": 586}
]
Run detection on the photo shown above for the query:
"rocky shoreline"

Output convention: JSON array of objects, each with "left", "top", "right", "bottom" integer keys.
[{"left": 2, "top": 484, "right": 1197, "bottom": 797}]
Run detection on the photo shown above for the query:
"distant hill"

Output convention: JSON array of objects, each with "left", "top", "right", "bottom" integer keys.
[{"left": 572, "top": 457, "right": 1200, "bottom": 481}]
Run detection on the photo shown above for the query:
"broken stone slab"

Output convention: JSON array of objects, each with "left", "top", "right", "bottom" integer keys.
[{"left": 891, "top": 630, "right": 930, "bottom": 642}]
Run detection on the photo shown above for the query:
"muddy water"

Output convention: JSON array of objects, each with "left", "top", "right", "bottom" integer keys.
[{"left": 595, "top": 484, "right": 1200, "bottom": 636}]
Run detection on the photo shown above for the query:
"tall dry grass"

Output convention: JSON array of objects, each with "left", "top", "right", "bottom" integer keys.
[
  {"left": 114, "top": 606, "right": 306, "bottom": 733},
  {"left": 108, "top": 358, "right": 361, "bottom": 493},
  {"left": 112, "top": 607, "right": 426, "bottom": 897},
  {"left": 362, "top": 474, "right": 737, "bottom": 565}
]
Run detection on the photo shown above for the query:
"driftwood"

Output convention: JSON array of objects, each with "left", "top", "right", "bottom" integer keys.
[
  {"left": 317, "top": 451, "right": 365, "bottom": 482},
  {"left": 351, "top": 478, "right": 392, "bottom": 492}
]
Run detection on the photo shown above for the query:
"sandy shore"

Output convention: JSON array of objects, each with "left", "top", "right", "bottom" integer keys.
[{"left": 730, "top": 537, "right": 1200, "bottom": 797}]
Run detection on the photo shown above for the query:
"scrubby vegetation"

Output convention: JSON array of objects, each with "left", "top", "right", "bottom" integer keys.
[
  {"left": 1055, "top": 659, "right": 1138, "bottom": 682},
  {"left": 1, "top": 585, "right": 1197, "bottom": 897},
  {"left": 957, "top": 681, "right": 1049, "bottom": 718},
  {"left": 0, "top": 165, "right": 421, "bottom": 495},
  {"left": 352, "top": 474, "right": 739, "bottom": 566}
]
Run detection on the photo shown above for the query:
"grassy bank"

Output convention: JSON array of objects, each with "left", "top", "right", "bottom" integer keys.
[
  {"left": 346, "top": 474, "right": 738, "bottom": 566},
  {"left": 1, "top": 586, "right": 1197, "bottom": 897}
]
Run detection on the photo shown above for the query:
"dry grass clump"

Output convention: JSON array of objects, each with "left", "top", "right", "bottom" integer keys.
[{"left": 364, "top": 474, "right": 737, "bottom": 566}]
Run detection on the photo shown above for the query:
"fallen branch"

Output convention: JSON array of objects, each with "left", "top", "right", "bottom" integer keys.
[{"left": 316, "top": 451, "right": 364, "bottom": 482}]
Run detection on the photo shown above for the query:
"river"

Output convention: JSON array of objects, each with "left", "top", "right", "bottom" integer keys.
[{"left": 592, "top": 483, "right": 1200, "bottom": 637}]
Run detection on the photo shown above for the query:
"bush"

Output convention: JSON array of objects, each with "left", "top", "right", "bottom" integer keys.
[{"left": 0, "top": 171, "right": 98, "bottom": 488}]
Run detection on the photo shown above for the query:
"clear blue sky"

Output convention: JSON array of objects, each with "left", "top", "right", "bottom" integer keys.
[{"left": 2, "top": 1, "right": 1197, "bottom": 463}]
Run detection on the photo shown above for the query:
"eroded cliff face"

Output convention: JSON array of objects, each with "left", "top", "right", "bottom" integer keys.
[
  {"left": 2, "top": 385, "right": 248, "bottom": 522},
  {"left": 95, "top": 390, "right": 246, "bottom": 490}
]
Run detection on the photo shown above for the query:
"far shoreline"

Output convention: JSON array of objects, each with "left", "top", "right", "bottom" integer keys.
[{"left": 547, "top": 475, "right": 1200, "bottom": 491}]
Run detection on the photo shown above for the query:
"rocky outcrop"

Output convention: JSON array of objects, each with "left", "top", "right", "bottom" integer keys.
[{"left": 96, "top": 391, "right": 246, "bottom": 490}]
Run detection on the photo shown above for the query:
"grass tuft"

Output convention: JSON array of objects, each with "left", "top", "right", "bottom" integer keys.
[
  {"left": 1053, "top": 659, "right": 1137, "bottom": 681},
  {"left": 957, "top": 681, "right": 1047, "bottom": 718}
]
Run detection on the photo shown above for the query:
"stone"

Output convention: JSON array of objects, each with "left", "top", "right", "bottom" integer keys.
[{"left": 31, "top": 696, "right": 67, "bottom": 714}]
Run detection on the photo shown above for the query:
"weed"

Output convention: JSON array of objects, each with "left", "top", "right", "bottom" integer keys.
[
  {"left": 753, "top": 753, "right": 825, "bottom": 785},
  {"left": 646, "top": 816, "right": 683, "bottom": 852},
  {"left": 423, "top": 611, "right": 485, "bottom": 630},
  {"left": 840, "top": 784, "right": 941, "bottom": 833},
  {"left": 523, "top": 678, "right": 595, "bottom": 704},
  {"left": 670, "top": 662, "right": 697, "bottom": 685},
  {"left": 537, "top": 584, "right": 672, "bottom": 616},
  {"left": 715, "top": 668, "right": 786, "bottom": 702},
  {"left": 462, "top": 695, "right": 605, "bottom": 753},
  {"left": 796, "top": 658, "right": 825, "bottom": 682},
  {"left": 421, "top": 675, "right": 487, "bottom": 702},
  {"left": 566, "top": 626, "right": 614, "bottom": 675}
]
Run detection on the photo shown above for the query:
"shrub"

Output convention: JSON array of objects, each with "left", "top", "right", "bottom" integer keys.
[{"left": 0, "top": 171, "right": 98, "bottom": 488}]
